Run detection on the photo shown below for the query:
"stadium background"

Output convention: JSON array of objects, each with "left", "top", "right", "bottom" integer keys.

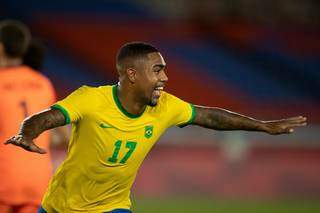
[{"left": 1, "top": 0, "right": 320, "bottom": 212}]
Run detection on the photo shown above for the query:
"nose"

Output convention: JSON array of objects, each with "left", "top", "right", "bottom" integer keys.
[{"left": 161, "top": 71, "right": 168, "bottom": 82}]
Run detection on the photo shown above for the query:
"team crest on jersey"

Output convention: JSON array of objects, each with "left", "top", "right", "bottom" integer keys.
[{"left": 144, "top": 125, "right": 153, "bottom": 139}]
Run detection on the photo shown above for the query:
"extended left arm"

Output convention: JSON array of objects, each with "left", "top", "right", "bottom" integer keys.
[{"left": 191, "top": 105, "right": 307, "bottom": 135}]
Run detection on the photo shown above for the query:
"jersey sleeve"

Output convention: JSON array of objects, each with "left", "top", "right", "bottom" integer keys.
[
  {"left": 165, "top": 93, "right": 196, "bottom": 127},
  {"left": 51, "top": 86, "right": 92, "bottom": 124}
]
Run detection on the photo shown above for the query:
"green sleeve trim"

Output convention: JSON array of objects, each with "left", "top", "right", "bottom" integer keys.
[
  {"left": 51, "top": 104, "right": 71, "bottom": 124},
  {"left": 178, "top": 104, "right": 196, "bottom": 128}
]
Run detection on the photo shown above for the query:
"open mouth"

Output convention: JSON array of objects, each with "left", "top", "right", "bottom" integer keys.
[
  {"left": 154, "top": 86, "right": 164, "bottom": 91},
  {"left": 153, "top": 86, "right": 164, "bottom": 98}
]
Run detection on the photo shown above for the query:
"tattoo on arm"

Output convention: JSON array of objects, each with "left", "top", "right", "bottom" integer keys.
[
  {"left": 192, "top": 105, "right": 265, "bottom": 132},
  {"left": 19, "top": 109, "right": 66, "bottom": 139}
]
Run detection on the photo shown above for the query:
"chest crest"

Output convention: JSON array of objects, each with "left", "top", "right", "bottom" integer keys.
[{"left": 144, "top": 125, "right": 153, "bottom": 139}]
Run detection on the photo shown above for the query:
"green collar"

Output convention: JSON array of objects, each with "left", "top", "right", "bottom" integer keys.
[{"left": 112, "top": 85, "right": 145, "bottom": 118}]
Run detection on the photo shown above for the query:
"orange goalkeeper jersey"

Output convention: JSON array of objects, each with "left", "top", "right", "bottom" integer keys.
[{"left": 0, "top": 66, "right": 56, "bottom": 205}]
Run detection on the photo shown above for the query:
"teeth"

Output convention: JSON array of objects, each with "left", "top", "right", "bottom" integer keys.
[{"left": 155, "top": 87, "right": 163, "bottom": 90}]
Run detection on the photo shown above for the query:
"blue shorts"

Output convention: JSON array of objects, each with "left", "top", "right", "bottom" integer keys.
[
  {"left": 109, "top": 209, "right": 132, "bottom": 213},
  {"left": 38, "top": 206, "right": 131, "bottom": 213}
]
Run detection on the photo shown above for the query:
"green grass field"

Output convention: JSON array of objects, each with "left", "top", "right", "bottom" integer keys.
[{"left": 132, "top": 197, "right": 320, "bottom": 213}]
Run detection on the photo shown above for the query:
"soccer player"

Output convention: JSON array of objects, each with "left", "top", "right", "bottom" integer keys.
[
  {"left": 0, "top": 20, "right": 57, "bottom": 213},
  {"left": 5, "top": 42, "right": 307, "bottom": 213}
]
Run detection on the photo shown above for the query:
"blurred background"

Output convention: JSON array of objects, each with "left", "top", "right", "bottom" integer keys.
[{"left": 1, "top": 0, "right": 320, "bottom": 212}]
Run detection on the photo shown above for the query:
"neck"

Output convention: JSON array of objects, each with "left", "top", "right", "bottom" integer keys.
[
  {"left": 0, "top": 55, "right": 23, "bottom": 68},
  {"left": 117, "top": 82, "right": 146, "bottom": 116}
]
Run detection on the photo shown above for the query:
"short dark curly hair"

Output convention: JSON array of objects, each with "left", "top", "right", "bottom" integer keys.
[
  {"left": 0, "top": 20, "right": 31, "bottom": 58},
  {"left": 116, "top": 42, "right": 159, "bottom": 71}
]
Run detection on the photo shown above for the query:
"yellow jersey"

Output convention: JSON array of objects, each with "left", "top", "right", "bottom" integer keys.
[{"left": 42, "top": 84, "right": 195, "bottom": 212}]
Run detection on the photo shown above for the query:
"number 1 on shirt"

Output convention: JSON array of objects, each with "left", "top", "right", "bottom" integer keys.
[{"left": 108, "top": 140, "right": 137, "bottom": 164}]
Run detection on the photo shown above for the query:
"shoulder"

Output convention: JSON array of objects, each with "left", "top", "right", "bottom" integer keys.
[
  {"left": 95, "top": 85, "right": 113, "bottom": 95},
  {"left": 157, "top": 91, "right": 193, "bottom": 114},
  {"left": 159, "top": 91, "right": 186, "bottom": 106},
  {"left": 69, "top": 84, "right": 113, "bottom": 102},
  {"left": 150, "top": 91, "right": 184, "bottom": 112},
  {"left": 156, "top": 91, "right": 171, "bottom": 107},
  {"left": 71, "top": 85, "right": 100, "bottom": 97},
  {"left": 90, "top": 85, "right": 114, "bottom": 100},
  {"left": 74, "top": 84, "right": 111, "bottom": 93},
  {"left": 24, "top": 66, "right": 54, "bottom": 87}
]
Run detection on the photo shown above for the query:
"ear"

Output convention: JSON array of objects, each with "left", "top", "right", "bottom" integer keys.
[{"left": 126, "top": 68, "right": 136, "bottom": 83}]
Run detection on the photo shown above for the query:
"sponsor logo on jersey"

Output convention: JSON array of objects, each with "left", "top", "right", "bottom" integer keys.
[{"left": 100, "top": 123, "right": 113, "bottom": 129}]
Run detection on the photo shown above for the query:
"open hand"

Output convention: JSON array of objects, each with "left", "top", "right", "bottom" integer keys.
[
  {"left": 4, "top": 134, "right": 47, "bottom": 154},
  {"left": 263, "top": 116, "right": 307, "bottom": 135}
]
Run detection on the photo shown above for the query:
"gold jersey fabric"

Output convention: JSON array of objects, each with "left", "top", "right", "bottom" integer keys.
[{"left": 42, "top": 85, "right": 195, "bottom": 212}]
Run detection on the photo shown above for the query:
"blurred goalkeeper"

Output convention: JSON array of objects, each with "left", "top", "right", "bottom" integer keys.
[
  {"left": 0, "top": 20, "right": 59, "bottom": 213},
  {"left": 5, "top": 42, "right": 306, "bottom": 213}
]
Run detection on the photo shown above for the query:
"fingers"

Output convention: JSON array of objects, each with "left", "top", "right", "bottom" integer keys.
[
  {"left": 285, "top": 120, "right": 307, "bottom": 130},
  {"left": 266, "top": 116, "right": 307, "bottom": 135},
  {"left": 286, "top": 116, "right": 306, "bottom": 121},
  {"left": 291, "top": 123, "right": 307, "bottom": 127},
  {"left": 279, "top": 128, "right": 294, "bottom": 134},
  {"left": 284, "top": 123, "right": 307, "bottom": 130},
  {"left": 28, "top": 143, "right": 47, "bottom": 154},
  {"left": 4, "top": 135, "right": 23, "bottom": 145},
  {"left": 4, "top": 135, "right": 46, "bottom": 154},
  {"left": 284, "top": 116, "right": 307, "bottom": 124},
  {"left": 281, "top": 116, "right": 307, "bottom": 130},
  {"left": 284, "top": 118, "right": 307, "bottom": 134}
]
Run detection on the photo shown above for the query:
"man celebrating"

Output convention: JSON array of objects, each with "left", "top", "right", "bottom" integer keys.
[{"left": 5, "top": 42, "right": 306, "bottom": 213}]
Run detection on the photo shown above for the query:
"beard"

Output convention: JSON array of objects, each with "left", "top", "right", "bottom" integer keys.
[
  {"left": 149, "top": 98, "right": 158, "bottom": 107},
  {"left": 147, "top": 90, "right": 161, "bottom": 106}
]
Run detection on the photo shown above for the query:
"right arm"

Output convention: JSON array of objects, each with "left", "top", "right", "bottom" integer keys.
[{"left": 4, "top": 108, "right": 66, "bottom": 154}]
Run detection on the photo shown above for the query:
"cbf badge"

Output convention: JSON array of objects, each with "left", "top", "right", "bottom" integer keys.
[{"left": 144, "top": 125, "right": 153, "bottom": 139}]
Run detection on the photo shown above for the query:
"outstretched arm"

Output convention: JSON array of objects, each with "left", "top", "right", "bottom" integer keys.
[
  {"left": 4, "top": 109, "right": 66, "bottom": 154},
  {"left": 192, "top": 105, "right": 307, "bottom": 135}
]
